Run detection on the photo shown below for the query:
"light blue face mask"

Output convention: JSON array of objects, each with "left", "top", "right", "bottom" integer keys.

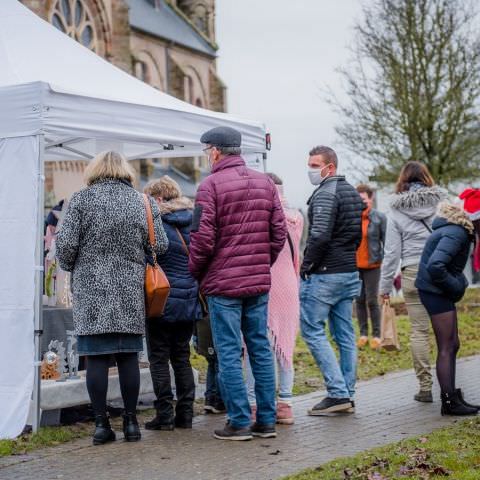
[{"left": 308, "top": 164, "right": 331, "bottom": 185}]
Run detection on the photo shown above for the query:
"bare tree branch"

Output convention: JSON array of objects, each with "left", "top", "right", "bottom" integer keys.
[{"left": 329, "top": 0, "right": 480, "bottom": 186}]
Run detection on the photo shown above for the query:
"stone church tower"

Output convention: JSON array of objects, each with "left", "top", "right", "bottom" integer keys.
[
  {"left": 21, "top": 0, "right": 227, "bottom": 200},
  {"left": 174, "top": 0, "right": 216, "bottom": 43}
]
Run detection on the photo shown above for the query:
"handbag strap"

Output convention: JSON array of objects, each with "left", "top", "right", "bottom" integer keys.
[
  {"left": 175, "top": 227, "right": 189, "bottom": 255},
  {"left": 420, "top": 219, "right": 433, "bottom": 234},
  {"left": 175, "top": 227, "right": 208, "bottom": 313},
  {"left": 286, "top": 232, "right": 295, "bottom": 263},
  {"left": 143, "top": 194, "right": 157, "bottom": 263}
]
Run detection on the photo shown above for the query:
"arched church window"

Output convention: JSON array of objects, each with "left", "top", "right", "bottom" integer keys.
[
  {"left": 135, "top": 61, "right": 150, "bottom": 83},
  {"left": 50, "top": 0, "right": 100, "bottom": 53}
]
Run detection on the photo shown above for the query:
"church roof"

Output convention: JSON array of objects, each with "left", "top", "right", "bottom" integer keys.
[{"left": 126, "top": 0, "right": 217, "bottom": 57}]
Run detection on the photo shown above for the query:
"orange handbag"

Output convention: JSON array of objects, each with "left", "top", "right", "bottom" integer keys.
[{"left": 143, "top": 194, "right": 170, "bottom": 318}]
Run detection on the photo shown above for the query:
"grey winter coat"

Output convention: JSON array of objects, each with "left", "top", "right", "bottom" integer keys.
[
  {"left": 56, "top": 178, "right": 169, "bottom": 336},
  {"left": 380, "top": 184, "right": 448, "bottom": 294}
]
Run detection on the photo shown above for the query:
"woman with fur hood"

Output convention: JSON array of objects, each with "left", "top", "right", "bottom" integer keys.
[
  {"left": 415, "top": 197, "right": 480, "bottom": 416},
  {"left": 143, "top": 176, "right": 203, "bottom": 431},
  {"left": 380, "top": 162, "right": 447, "bottom": 403}
]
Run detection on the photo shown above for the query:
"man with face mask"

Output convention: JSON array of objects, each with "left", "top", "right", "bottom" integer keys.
[
  {"left": 300, "top": 145, "right": 365, "bottom": 415},
  {"left": 189, "top": 126, "right": 287, "bottom": 441}
]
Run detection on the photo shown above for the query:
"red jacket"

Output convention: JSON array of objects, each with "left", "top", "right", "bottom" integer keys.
[{"left": 189, "top": 155, "right": 287, "bottom": 297}]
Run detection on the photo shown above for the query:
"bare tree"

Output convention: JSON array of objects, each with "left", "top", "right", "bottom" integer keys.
[{"left": 332, "top": 0, "right": 480, "bottom": 185}]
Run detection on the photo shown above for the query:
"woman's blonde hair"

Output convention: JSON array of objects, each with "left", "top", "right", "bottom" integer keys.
[{"left": 84, "top": 151, "right": 135, "bottom": 186}]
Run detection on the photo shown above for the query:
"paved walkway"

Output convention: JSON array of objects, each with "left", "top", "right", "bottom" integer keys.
[{"left": 2, "top": 356, "right": 479, "bottom": 480}]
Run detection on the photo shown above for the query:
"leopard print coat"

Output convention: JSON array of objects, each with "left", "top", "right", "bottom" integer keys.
[{"left": 56, "top": 178, "right": 168, "bottom": 336}]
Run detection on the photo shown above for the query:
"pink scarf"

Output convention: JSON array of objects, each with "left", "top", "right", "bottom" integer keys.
[{"left": 268, "top": 187, "right": 304, "bottom": 368}]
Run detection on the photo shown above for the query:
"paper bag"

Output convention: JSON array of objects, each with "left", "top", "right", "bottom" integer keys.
[{"left": 380, "top": 299, "right": 400, "bottom": 351}]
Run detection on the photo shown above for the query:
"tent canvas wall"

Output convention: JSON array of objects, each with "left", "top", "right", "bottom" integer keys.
[{"left": 0, "top": 0, "right": 267, "bottom": 438}]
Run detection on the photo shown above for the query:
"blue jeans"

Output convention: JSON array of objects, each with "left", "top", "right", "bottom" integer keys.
[
  {"left": 207, "top": 294, "right": 275, "bottom": 428},
  {"left": 300, "top": 272, "right": 360, "bottom": 399}
]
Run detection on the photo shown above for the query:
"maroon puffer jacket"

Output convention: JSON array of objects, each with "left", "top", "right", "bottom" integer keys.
[{"left": 189, "top": 155, "right": 287, "bottom": 297}]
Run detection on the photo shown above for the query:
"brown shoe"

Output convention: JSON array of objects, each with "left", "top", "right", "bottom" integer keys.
[
  {"left": 357, "top": 336, "right": 368, "bottom": 348},
  {"left": 276, "top": 402, "right": 294, "bottom": 425},
  {"left": 369, "top": 337, "right": 382, "bottom": 350}
]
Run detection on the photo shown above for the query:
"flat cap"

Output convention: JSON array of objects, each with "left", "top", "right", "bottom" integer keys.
[{"left": 200, "top": 126, "right": 242, "bottom": 148}]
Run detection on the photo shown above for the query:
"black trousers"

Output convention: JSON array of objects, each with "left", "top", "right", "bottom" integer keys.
[
  {"left": 146, "top": 320, "right": 195, "bottom": 422},
  {"left": 356, "top": 267, "right": 381, "bottom": 338}
]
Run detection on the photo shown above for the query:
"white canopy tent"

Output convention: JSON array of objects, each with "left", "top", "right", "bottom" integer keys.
[{"left": 0, "top": 0, "right": 267, "bottom": 438}]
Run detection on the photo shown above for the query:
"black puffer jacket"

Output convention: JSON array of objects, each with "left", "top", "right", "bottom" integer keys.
[
  {"left": 302, "top": 175, "right": 365, "bottom": 275},
  {"left": 415, "top": 203, "right": 474, "bottom": 302}
]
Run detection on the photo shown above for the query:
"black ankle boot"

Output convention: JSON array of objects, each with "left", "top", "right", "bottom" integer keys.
[
  {"left": 441, "top": 391, "right": 479, "bottom": 416},
  {"left": 123, "top": 413, "right": 141, "bottom": 442},
  {"left": 93, "top": 415, "right": 116, "bottom": 446},
  {"left": 456, "top": 388, "right": 480, "bottom": 411},
  {"left": 145, "top": 413, "right": 175, "bottom": 431},
  {"left": 175, "top": 415, "right": 193, "bottom": 429}
]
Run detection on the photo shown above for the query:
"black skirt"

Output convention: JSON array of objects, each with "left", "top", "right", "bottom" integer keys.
[{"left": 418, "top": 290, "right": 456, "bottom": 316}]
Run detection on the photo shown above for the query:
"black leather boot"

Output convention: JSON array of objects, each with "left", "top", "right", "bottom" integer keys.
[
  {"left": 174, "top": 415, "right": 193, "bottom": 429},
  {"left": 92, "top": 415, "right": 116, "bottom": 446},
  {"left": 456, "top": 388, "right": 480, "bottom": 411},
  {"left": 441, "top": 391, "right": 478, "bottom": 416},
  {"left": 145, "top": 412, "right": 175, "bottom": 431},
  {"left": 123, "top": 413, "right": 141, "bottom": 442}
]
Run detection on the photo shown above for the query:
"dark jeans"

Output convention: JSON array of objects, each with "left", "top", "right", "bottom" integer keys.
[
  {"left": 146, "top": 320, "right": 195, "bottom": 422},
  {"left": 205, "top": 355, "right": 221, "bottom": 401},
  {"left": 356, "top": 267, "right": 381, "bottom": 338}
]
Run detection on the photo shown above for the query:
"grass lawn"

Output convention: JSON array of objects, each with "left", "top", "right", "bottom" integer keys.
[
  {"left": 0, "top": 424, "right": 91, "bottom": 457},
  {"left": 293, "top": 310, "right": 480, "bottom": 395},
  {"left": 193, "top": 289, "right": 480, "bottom": 395},
  {"left": 282, "top": 417, "right": 480, "bottom": 480}
]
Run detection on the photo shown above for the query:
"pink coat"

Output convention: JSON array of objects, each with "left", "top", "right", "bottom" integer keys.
[
  {"left": 189, "top": 156, "right": 287, "bottom": 297},
  {"left": 268, "top": 194, "right": 304, "bottom": 368}
]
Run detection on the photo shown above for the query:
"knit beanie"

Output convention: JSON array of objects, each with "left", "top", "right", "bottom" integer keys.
[
  {"left": 143, "top": 175, "right": 181, "bottom": 201},
  {"left": 459, "top": 188, "right": 480, "bottom": 221}
]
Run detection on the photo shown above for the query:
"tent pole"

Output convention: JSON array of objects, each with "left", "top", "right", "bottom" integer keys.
[{"left": 32, "top": 134, "right": 45, "bottom": 433}]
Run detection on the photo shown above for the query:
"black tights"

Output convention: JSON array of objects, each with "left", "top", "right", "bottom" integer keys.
[
  {"left": 86, "top": 353, "right": 140, "bottom": 415},
  {"left": 430, "top": 310, "right": 460, "bottom": 394}
]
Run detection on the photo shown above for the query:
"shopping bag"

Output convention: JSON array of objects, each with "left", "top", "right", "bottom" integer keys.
[
  {"left": 195, "top": 313, "right": 216, "bottom": 360},
  {"left": 380, "top": 299, "right": 400, "bottom": 351}
]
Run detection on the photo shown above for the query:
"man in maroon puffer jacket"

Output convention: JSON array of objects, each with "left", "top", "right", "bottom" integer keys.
[{"left": 189, "top": 126, "right": 287, "bottom": 441}]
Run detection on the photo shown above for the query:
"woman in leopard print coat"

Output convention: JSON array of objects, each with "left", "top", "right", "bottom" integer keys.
[{"left": 56, "top": 151, "right": 168, "bottom": 444}]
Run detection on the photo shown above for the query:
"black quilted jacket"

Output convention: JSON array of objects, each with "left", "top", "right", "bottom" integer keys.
[{"left": 302, "top": 176, "right": 365, "bottom": 275}]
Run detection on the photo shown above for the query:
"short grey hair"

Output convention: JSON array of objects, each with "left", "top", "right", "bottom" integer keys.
[
  {"left": 216, "top": 146, "right": 242, "bottom": 156},
  {"left": 309, "top": 145, "right": 338, "bottom": 167}
]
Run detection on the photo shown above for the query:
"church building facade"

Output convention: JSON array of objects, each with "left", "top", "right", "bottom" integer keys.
[{"left": 21, "top": 0, "right": 227, "bottom": 200}]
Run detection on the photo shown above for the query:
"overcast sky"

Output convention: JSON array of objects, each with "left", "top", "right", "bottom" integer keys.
[{"left": 216, "top": 0, "right": 362, "bottom": 207}]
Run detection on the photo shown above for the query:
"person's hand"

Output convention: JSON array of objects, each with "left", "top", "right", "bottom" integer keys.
[
  {"left": 300, "top": 267, "right": 310, "bottom": 281},
  {"left": 381, "top": 293, "right": 390, "bottom": 302}
]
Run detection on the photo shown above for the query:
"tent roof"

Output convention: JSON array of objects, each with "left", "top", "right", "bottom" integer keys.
[
  {"left": 127, "top": 0, "right": 217, "bottom": 57},
  {"left": 0, "top": 0, "right": 266, "bottom": 160}
]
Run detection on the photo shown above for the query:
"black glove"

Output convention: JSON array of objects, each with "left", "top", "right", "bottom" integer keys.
[{"left": 300, "top": 264, "right": 312, "bottom": 281}]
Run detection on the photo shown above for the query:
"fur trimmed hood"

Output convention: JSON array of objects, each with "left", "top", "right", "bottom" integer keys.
[
  {"left": 390, "top": 184, "right": 448, "bottom": 220},
  {"left": 436, "top": 202, "right": 474, "bottom": 235},
  {"left": 157, "top": 196, "right": 193, "bottom": 215}
]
